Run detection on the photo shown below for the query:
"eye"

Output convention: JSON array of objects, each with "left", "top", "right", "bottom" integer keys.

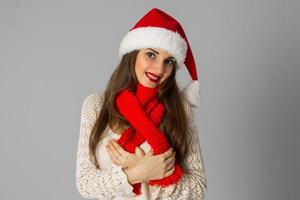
[
  {"left": 166, "top": 59, "right": 175, "bottom": 65},
  {"left": 146, "top": 52, "right": 156, "bottom": 59}
]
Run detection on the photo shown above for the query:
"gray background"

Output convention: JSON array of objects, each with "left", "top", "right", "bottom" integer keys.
[{"left": 1, "top": 0, "right": 299, "bottom": 200}]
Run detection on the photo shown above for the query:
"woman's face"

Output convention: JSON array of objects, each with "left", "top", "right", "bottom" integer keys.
[{"left": 134, "top": 48, "right": 176, "bottom": 88}]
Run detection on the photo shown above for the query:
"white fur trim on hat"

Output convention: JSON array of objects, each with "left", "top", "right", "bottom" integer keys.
[
  {"left": 119, "top": 27, "right": 187, "bottom": 68},
  {"left": 181, "top": 80, "right": 200, "bottom": 107}
]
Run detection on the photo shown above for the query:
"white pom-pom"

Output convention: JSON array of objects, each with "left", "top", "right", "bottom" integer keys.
[{"left": 181, "top": 80, "right": 200, "bottom": 108}]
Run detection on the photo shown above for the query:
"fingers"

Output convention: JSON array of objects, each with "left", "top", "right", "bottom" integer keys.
[
  {"left": 106, "top": 144, "right": 121, "bottom": 165},
  {"left": 162, "top": 147, "right": 174, "bottom": 160},
  {"left": 109, "top": 140, "right": 128, "bottom": 155},
  {"left": 163, "top": 148, "right": 176, "bottom": 173},
  {"left": 164, "top": 166, "right": 176, "bottom": 177},
  {"left": 165, "top": 152, "right": 176, "bottom": 169},
  {"left": 107, "top": 140, "right": 123, "bottom": 157},
  {"left": 135, "top": 147, "right": 146, "bottom": 157}
]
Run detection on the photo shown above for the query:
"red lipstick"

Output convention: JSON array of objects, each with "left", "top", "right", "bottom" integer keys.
[{"left": 145, "top": 72, "right": 161, "bottom": 82}]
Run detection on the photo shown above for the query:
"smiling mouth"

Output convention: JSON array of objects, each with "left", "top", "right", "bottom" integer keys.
[{"left": 145, "top": 72, "right": 161, "bottom": 82}]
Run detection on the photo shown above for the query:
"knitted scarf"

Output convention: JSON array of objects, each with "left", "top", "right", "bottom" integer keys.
[{"left": 115, "top": 82, "right": 183, "bottom": 195}]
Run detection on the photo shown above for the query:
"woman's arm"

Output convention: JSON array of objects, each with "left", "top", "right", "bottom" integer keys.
[
  {"left": 75, "top": 93, "right": 136, "bottom": 199},
  {"left": 151, "top": 100, "right": 208, "bottom": 200}
]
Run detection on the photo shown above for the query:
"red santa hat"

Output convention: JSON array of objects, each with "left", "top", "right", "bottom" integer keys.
[{"left": 119, "top": 8, "right": 200, "bottom": 107}]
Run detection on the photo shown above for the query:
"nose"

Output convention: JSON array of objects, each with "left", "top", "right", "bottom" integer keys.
[{"left": 154, "top": 60, "right": 164, "bottom": 76}]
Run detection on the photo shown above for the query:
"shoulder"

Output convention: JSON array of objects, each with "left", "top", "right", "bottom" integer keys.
[
  {"left": 80, "top": 91, "right": 105, "bottom": 121},
  {"left": 82, "top": 91, "right": 105, "bottom": 109}
]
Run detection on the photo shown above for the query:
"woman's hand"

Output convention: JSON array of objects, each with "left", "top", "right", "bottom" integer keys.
[
  {"left": 106, "top": 139, "right": 177, "bottom": 184},
  {"left": 105, "top": 139, "right": 145, "bottom": 169},
  {"left": 133, "top": 147, "right": 176, "bottom": 183}
]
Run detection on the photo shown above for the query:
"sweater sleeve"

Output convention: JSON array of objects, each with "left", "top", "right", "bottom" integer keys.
[
  {"left": 75, "top": 93, "right": 137, "bottom": 199},
  {"left": 150, "top": 100, "right": 208, "bottom": 200}
]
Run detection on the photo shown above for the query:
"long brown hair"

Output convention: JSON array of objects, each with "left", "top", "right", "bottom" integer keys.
[{"left": 89, "top": 50, "right": 190, "bottom": 169}]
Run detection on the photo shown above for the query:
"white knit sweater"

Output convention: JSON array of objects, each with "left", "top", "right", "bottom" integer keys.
[{"left": 76, "top": 92, "right": 207, "bottom": 200}]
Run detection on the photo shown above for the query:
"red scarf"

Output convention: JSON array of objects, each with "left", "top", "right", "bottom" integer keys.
[{"left": 115, "top": 83, "right": 183, "bottom": 195}]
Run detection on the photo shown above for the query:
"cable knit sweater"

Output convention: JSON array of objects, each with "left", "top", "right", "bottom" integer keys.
[{"left": 75, "top": 91, "right": 207, "bottom": 200}]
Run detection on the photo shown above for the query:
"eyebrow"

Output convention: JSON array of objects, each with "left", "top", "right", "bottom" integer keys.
[{"left": 146, "top": 48, "right": 175, "bottom": 60}]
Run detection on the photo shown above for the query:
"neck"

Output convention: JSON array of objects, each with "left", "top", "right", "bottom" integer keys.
[{"left": 135, "top": 82, "right": 159, "bottom": 106}]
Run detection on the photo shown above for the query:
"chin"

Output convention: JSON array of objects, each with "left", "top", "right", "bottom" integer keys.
[{"left": 141, "top": 80, "right": 156, "bottom": 88}]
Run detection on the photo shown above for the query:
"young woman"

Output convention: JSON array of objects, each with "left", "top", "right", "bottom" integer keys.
[{"left": 76, "top": 8, "right": 207, "bottom": 200}]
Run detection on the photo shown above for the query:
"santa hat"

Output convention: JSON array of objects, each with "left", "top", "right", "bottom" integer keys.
[{"left": 119, "top": 8, "right": 200, "bottom": 107}]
